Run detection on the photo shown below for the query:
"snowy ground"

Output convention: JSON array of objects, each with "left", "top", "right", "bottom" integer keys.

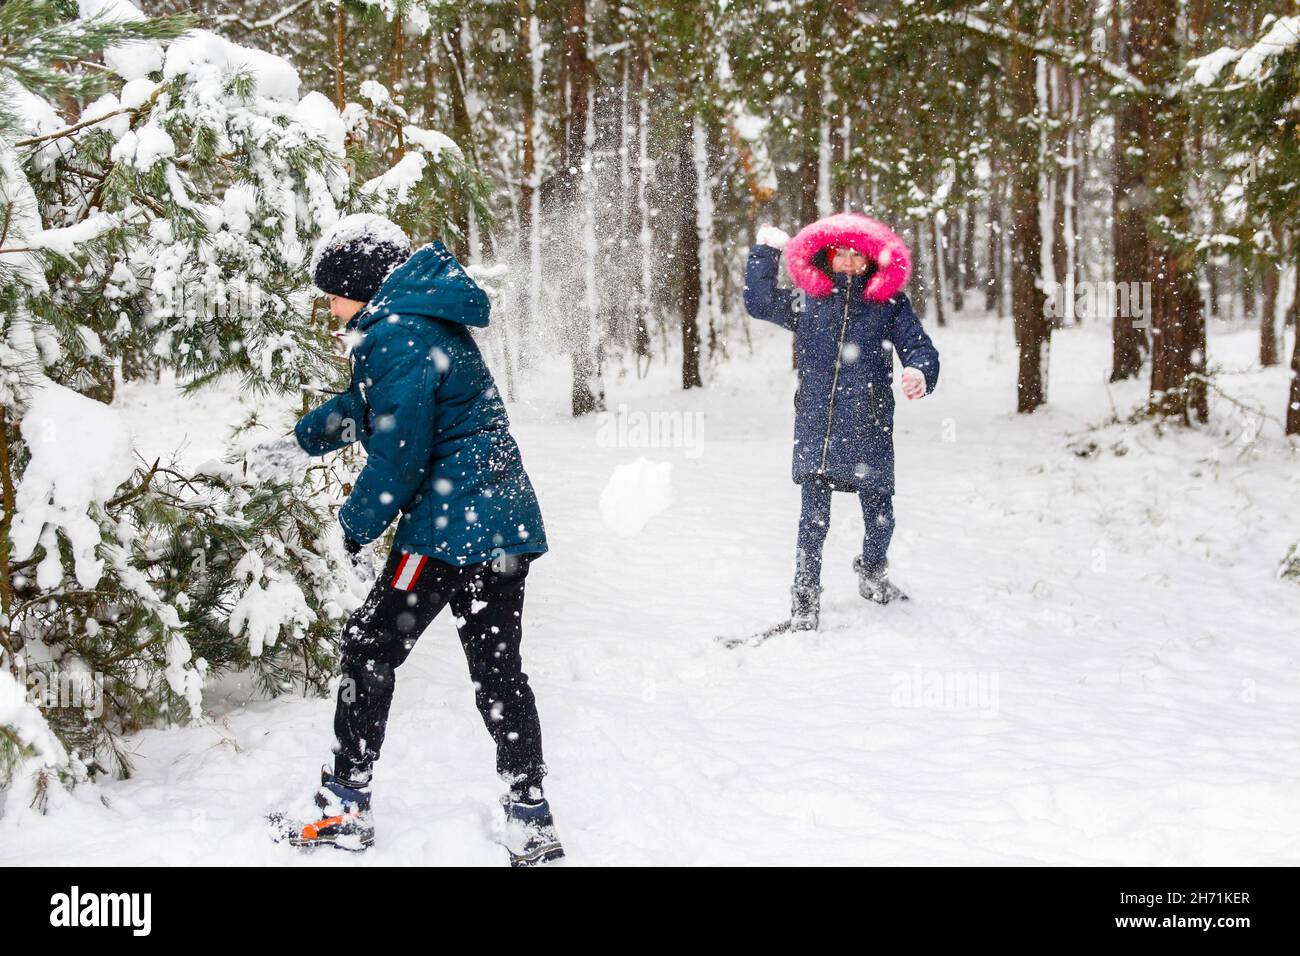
[{"left": 3, "top": 312, "right": 1299, "bottom": 865}]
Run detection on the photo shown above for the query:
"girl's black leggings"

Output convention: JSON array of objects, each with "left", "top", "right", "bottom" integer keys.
[
  {"left": 332, "top": 550, "right": 546, "bottom": 798},
  {"left": 794, "top": 476, "right": 895, "bottom": 586}
]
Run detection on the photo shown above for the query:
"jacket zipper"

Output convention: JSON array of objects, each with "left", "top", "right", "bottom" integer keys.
[{"left": 819, "top": 279, "right": 853, "bottom": 472}]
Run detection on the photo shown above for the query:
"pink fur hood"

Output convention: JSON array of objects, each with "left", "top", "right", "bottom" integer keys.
[{"left": 785, "top": 212, "right": 912, "bottom": 302}]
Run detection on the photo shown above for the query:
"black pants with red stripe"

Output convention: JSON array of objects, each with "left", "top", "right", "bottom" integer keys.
[{"left": 332, "top": 550, "right": 546, "bottom": 798}]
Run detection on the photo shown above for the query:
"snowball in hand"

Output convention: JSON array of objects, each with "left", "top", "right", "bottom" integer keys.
[
  {"left": 599, "top": 457, "right": 672, "bottom": 537},
  {"left": 755, "top": 224, "right": 790, "bottom": 250},
  {"left": 901, "top": 367, "right": 927, "bottom": 400}
]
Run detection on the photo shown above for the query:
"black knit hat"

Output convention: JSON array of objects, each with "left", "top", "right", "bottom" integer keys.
[{"left": 311, "top": 214, "right": 412, "bottom": 302}]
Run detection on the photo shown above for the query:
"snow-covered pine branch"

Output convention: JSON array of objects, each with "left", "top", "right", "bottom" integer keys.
[
  {"left": 0, "top": 0, "right": 477, "bottom": 797},
  {"left": 918, "top": 9, "right": 1157, "bottom": 98}
]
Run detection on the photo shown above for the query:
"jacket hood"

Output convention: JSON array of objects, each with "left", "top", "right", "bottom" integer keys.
[
  {"left": 786, "top": 212, "right": 911, "bottom": 302},
  {"left": 359, "top": 241, "right": 490, "bottom": 330}
]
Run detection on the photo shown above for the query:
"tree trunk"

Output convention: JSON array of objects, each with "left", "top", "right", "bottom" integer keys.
[
  {"left": 962, "top": 202, "right": 977, "bottom": 295},
  {"left": 798, "top": 34, "right": 824, "bottom": 228},
  {"left": 633, "top": 42, "right": 652, "bottom": 372},
  {"left": 388, "top": 14, "right": 404, "bottom": 90},
  {"left": 947, "top": 213, "right": 963, "bottom": 314},
  {"left": 1110, "top": 3, "right": 1147, "bottom": 380},
  {"left": 1261, "top": 261, "right": 1279, "bottom": 367},
  {"left": 0, "top": 407, "right": 16, "bottom": 668},
  {"left": 445, "top": 20, "right": 474, "bottom": 255},
  {"left": 931, "top": 217, "right": 948, "bottom": 327},
  {"left": 986, "top": 175, "right": 1003, "bottom": 314},
  {"left": 1205, "top": 258, "right": 1220, "bottom": 320},
  {"left": 679, "top": 114, "right": 703, "bottom": 390},
  {"left": 832, "top": 111, "right": 849, "bottom": 210},
  {"left": 516, "top": 1, "right": 540, "bottom": 358},
  {"left": 1110, "top": 91, "right": 1148, "bottom": 380},
  {"left": 1289, "top": 259, "right": 1300, "bottom": 435},
  {"left": 910, "top": 221, "right": 929, "bottom": 320},
  {"left": 1133, "top": 0, "right": 1206, "bottom": 422},
  {"left": 1009, "top": 31, "right": 1049, "bottom": 412},
  {"left": 816, "top": 62, "right": 833, "bottom": 218},
  {"left": 1062, "top": 70, "right": 1081, "bottom": 325},
  {"left": 563, "top": 0, "right": 603, "bottom": 416},
  {"left": 333, "top": 6, "right": 346, "bottom": 111}
]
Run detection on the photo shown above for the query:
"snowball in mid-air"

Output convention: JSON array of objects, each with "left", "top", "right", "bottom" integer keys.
[{"left": 599, "top": 457, "right": 672, "bottom": 537}]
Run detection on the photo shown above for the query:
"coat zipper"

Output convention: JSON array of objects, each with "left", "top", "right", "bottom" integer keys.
[{"left": 818, "top": 279, "right": 853, "bottom": 471}]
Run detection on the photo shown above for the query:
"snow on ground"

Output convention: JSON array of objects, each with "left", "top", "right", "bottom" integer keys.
[{"left": 3, "top": 312, "right": 1299, "bottom": 865}]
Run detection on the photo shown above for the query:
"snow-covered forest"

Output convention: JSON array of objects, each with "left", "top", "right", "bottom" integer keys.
[{"left": 1, "top": 0, "right": 1298, "bottom": 866}]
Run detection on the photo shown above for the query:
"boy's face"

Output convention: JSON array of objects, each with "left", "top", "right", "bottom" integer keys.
[
  {"left": 831, "top": 248, "right": 871, "bottom": 275},
  {"left": 328, "top": 294, "right": 366, "bottom": 323}
]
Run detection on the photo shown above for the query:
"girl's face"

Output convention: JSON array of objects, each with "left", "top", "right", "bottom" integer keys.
[{"left": 831, "top": 248, "right": 871, "bottom": 275}]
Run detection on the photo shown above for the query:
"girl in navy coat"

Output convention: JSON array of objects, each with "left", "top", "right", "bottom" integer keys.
[{"left": 744, "top": 212, "right": 939, "bottom": 630}]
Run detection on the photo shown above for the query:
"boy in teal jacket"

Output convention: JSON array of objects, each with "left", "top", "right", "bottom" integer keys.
[{"left": 259, "top": 215, "right": 560, "bottom": 865}]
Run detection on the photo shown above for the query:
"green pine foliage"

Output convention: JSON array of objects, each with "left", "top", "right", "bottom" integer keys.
[
  {"left": 0, "top": 0, "right": 487, "bottom": 798},
  {"left": 1191, "top": 15, "right": 1300, "bottom": 243}
]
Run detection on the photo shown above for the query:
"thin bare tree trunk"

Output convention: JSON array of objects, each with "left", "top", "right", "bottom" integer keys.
[
  {"left": 931, "top": 217, "right": 949, "bottom": 327},
  {"left": 1111, "top": 1, "right": 1148, "bottom": 381},
  {"left": 333, "top": 6, "right": 346, "bottom": 111},
  {"left": 1289, "top": 258, "right": 1300, "bottom": 435},
  {"left": 1261, "top": 260, "right": 1280, "bottom": 367},
  {"left": 389, "top": 15, "right": 404, "bottom": 90},
  {"left": 0, "top": 407, "right": 16, "bottom": 669},
  {"left": 634, "top": 42, "right": 652, "bottom": 374},
  {"left": 562, "top": 0, "right": 603, "bottom": 415},
  {"left": 986, "top": 174, "right": 1004, "bottom": 314},
  {"left": 911, "top": 221, "right": 929, "bottom": 320},
  {"left": 798, "top": 31, "right": 824, "bottom": 228},
  {"left": 516, "top": 0, "right": 539, "bottom": 361},
  {"left": 1009, "top": 30, "right": 1050, "bottom": 413},
  {"left": 680, "top": 115, "right": 703, "bottom": 390}
]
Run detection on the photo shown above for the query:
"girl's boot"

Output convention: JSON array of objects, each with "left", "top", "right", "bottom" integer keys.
[
  {"left": 790, "top": 584, "right": 822, "bottom": 630},
  {"left": 853, "top": 556, "right": 908, "bottom": 604}
]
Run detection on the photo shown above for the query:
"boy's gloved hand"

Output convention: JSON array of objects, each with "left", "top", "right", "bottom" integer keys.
[
  {"left": 901, "top": 367, "right": 927, "bottom": 400},
  {"left": 343, "top": 535, "right": 378, "bottom": 585},
  {"left": 247, "top": 434, "right": 312, "bottom": 483},
  {"left": 755, "top": 224, "right": 790, "bottom": 250}
]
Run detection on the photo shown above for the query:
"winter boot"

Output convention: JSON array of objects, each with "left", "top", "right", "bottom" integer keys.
[
  {"left": 499, "top": 795, "right": 565, "bottom": 867},
  {"left": 790, "top": 584, "right": 822, "bottom": 631},
  {"left": 268, "top": 766, "right": 375, "bottom": 852},
  {"left": 853, "top": 556, "right": 908, "bottom": 605}
]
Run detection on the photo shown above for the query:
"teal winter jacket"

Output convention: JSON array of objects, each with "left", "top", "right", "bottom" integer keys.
[{"left": 294, "top": 242, "right": 547, "bottom": 566}]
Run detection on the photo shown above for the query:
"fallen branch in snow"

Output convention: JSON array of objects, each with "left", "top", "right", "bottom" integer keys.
[{"left": 1188, "top": 372, "right": 1292, "bottom": 437}]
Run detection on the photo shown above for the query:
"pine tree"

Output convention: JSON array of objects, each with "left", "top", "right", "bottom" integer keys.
[
  {"left": 0, "top": 0, "right": 486, "bottom": 799},
  {"left": 1191, "top": 11, "right": 1300, "bottom": 433}
]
